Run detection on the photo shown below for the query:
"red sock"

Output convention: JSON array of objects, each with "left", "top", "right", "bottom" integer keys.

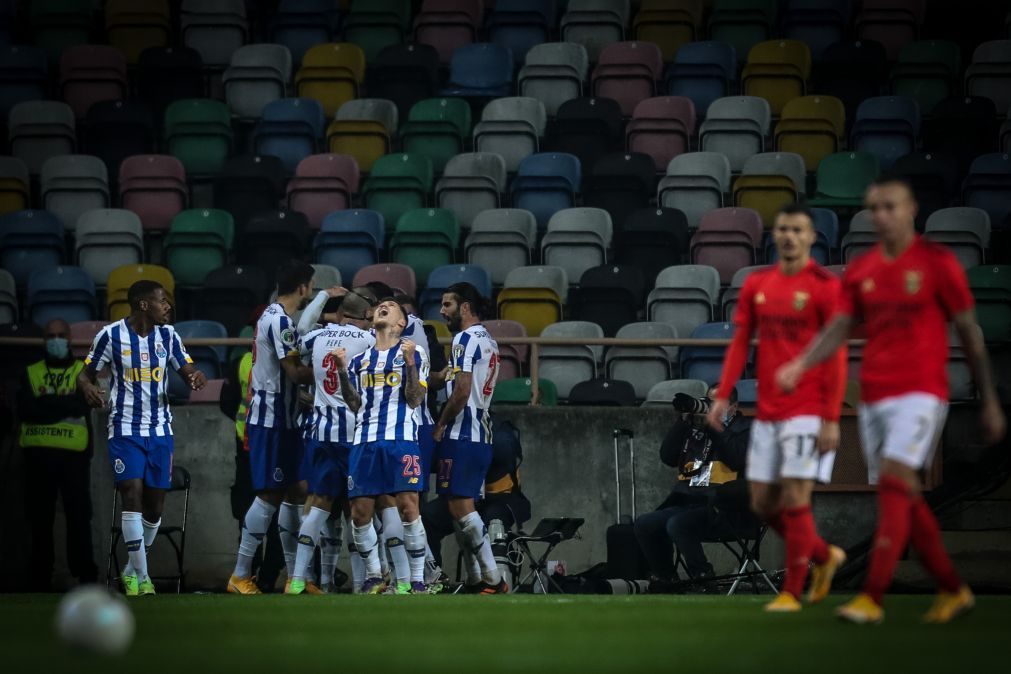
[
  {"left": 766, "top": 510, "right": 786, "bottom": 538},
  {"left": 799, "top": 506, "right": 830, "bottom": 565},
  {"left": 781, "top": 506, "right": 814, "bottom": 598},
  {"left": 909, "top": 497, "right": 962, "bottom": 594},
  {"left": 863, "top": 475, "right": 914, "bottom": 604}
]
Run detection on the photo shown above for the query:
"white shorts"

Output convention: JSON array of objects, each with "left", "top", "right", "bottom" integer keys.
[
  {"left": 747, "top": 415, "right": 836, "bottom": 484},
  {"left": 858, "top": 393, "right": 948, "bottom": 485}
]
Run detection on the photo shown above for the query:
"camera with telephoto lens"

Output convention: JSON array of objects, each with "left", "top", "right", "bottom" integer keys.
[{"left": 672, "top": 392, "right": 712, "bottom": 415}]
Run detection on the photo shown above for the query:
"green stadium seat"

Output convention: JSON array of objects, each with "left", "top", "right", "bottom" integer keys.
[
  {"left": 968, "top": 265, "right": 1011, "bottom": 343},
  {"left": 808, "top": 152, "right": 880, "bottom": 209},
  {"left": 390, "top": 208, "right": 460, "bottom": 285},
  {"left": 890, "top": 40, "right": 961, "bottom": 115},
  {"left": 163, "top": 209, "right": 235, "bottom": 287},
  {"left": 492, "top": 377, "right": 558, "bottom": 406},
  {"left": 342, "top": 0, "right": 413, "bottom": 61},
  {"left": 164, "top": 99, "right": 234, "bottom": 176},
  {"left": 400, "top": 98, "right": 472, "bottom": 173},
  {"left": 362, "top": 153, "right": 434, "bottom": 229}
]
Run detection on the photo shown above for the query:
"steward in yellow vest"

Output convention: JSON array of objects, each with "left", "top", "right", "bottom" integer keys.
[{"left": 17, "top": 318, "right": 98, "bottom": 590}]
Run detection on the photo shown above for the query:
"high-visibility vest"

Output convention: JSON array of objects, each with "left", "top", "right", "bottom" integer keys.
[
  {"left": 19, "top": 359, "right": 89, "bottom": 452},
  {"left": 235, "top": 352, "right": 253, "bottom": 443}
]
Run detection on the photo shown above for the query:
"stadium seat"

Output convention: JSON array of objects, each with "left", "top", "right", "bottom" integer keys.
[
  {"left": 721, "top": 264, "right": 772, "bottom": 320},
  {"left": 541, "top": 207, "right": 613, "bottom": 284},
  {"left": 691, "top": 207, "right": 763, "bottom": 285},
  {"left": 442, "top": 42, "right": 514, "bottom": 98},
  {"left": 237, "top": 211, "right": 310, "bottom": 285},
  {"left": 518, "top": 42, "right": 589, "bottom": 117},
  {"left": 212, "top": 155, "right": 286, "bottom": 234},
  {"left": 169, "top": 319, "right": 228, "bottom": 400},
  {"left": 734, "top": 377, "right": 759, "bottom": 406},
  {"left": 567, "top": 377, "right": 637, "bottom": 406},
  {"left": 613, "top": 206, "right": 690, "bottom": 284},
  {"left": 665, "top": 40, "right": 736, "bottom": 116},
  {"left": 699, "top": 96, "right": 771, "bottom": 172},
  {"left": 315, "top": 209, "right": 385, "bottom": 281},
  {"left": 968, "top": 265, "right": 1011, "bottom": 343},
  {"left": 464, "top": 208, "right": 537, "bottom": 285},
  {"left": 781, "top": 0, "right": 851, "bottom": 61},
  {"left": 40, "top": 155, "right": 109, "bottom": 232},
  {"left": 164, "top": 209, "right": 235, "bottom": 287},
  {"left": 27, "top": 266, "right": 95, "bottom": 327},
  {"left": 342, "top": 0, "right": 413, "bottom": 61},
  {"left": 252, "top": 98, "right": 326, "bottom": 174},
  {"left": 0, "top": 157, "right": 30, "bottom": 216},
  {"left": 487, "top": 0, "right": 556, "bottom": 65},
  {"left": 708, "top": 0, "right": 776, "bottom": 61},
  {"left": 413, "top": 0, "right": 483, "bottom": 64},
  {"left": 889, "top": 40, "right": 961, "bottom": 116},
  {"left": 0, "top": 45, "right": 48, "bottom": 119},
  {"left": 287, "top": 153, "right": 360, "bottom": 229},
  {"left": 119, "top": 155, "right": 189, "bottom": 234},
  {"left": 390, "top": 208, "right": 460, "bottom": 285},
  {"left": 328, "top": 98, "right": 399, "bottom": 172},
  {"left": 922, "top": 97, "right": 999, "bottom": 173},
  {"left": 510, "top": 152, "right": 582, "bottom": 229},
  {"left": 104, "top": 0, "right": 172, "bottom": 65},
  {"left": 498, "top": 265, "right": 567, "bottom": 336},
  {"left": 59, "top": 45, "right": 128, "bottom": 118},
  {"left": 732, "top": 152, "right": 805, "bottom": 228},
  {"left": 855, "top": 0, "right": 923, "bottom": 60},
  {"left": 353, "top": 263, "right": 417, "bottom": 298},
  {"left": 591, "top": 41, "right": 663, "bottom": 116},
  {"left": 436, "top": 152, "right": 507, "bottom": 230},
  {"left": 484, "top": 318, "right": 529, "bottom": 380},
  {"left": 658, "top": 152, "right": 731, "bottom": 229},
  {"left": 605, "top": 321, "right": 677, "bottom": 400},
  {"left": 418, "top": 264, "right": 493, "bottom": 320},
  {"left": 741, "top": 40, "right": 811, "bottom": 116},
  {"left": 222, "top": 44, "right": 293, "bottom": 120},
  {"left": 924, "top": 207, "right": 990, "bottom": 270},
  {"left": 28, "top": 0, "right": 92, "bottom": 61},
  {"left": 366, "top": 44, "right": 441, "bottom": 118},
  {"left": 560, "top": 0, "right": 630, "bottom": 62},
  {"left": 840, "top": 208, "right": 878, "bottom": 262},
  {"left": 962, "top": 153, "right": 1011, "bottom": 231},
  {"left": 808, "top": 152, "right": 880, "bottom": 209},
  {"left": 641, "top": 378, "right": 709, "bottom": 407},
  {"left": 75, "top": 209, "right": 145, "bottom": 286},
  {"left": 774, "top": 95, "right": 845, "bottom": 172},
  {"left": 851, "top": 96, "right": 920, "bottom": 170},
  {"left": 570, "top": 263, "right": 646, "bottom": 337},
  {"left": 818, "top": 40, "right": 888, "bottom": 126},
  {"left": 8, "top": 101, "right": 76, "bottom": 176},
  {"left": 547, "top": 96, "right": 624, "bottom": 171},
  {"left": 634, "top": 0, "right": 703, "bottom": 61},
  {"left": 137, "top": 47, "right": 205, "bottom": 116},
  {"left": 473, "top": 97, "right": 546, "bottom": 173},
  {"left": 295, "top": 43, "right": 366, "bottom": 117},
  {"left": 492, "top": 377, "right": 558, "bottom": 406},
  {"left": 0, "top": 210, "right": 64, "bottom": 286},
  {"left": 82, "top": 101, "right": 157, "bottom": 179},
  {"left": 164, "top": 99, "right": 234, "bottom": 177},
  {"left": 310, "top": 264, "right": 342, "bottom": 293},
  {"left": 680, "top": 321, "right": 735, "bottom": 383},
  {"left": 69, "top": 320, "right": 108, "bottom": 358},
  {"left": 106, "top": 264, "right": 175, "bottom": 322},
  {"left": 193, "top": 264, "right": 270, "bottom": 335},
  {"left": 965, "top": 40, "right": 1011, "bottom": 113},
  {"left": 647, "top": 264, "right": 720, "bottom": 340},
  {"left": 270, "top": 0, "right": 341, "bottom": 65},
  {"left": 538, "top": 321, "right": 604, "bottom": 399},
  {"left": 361, "top": 153, "right": 434, "bottom": 228},
  {"left": 400, "top": 97, "right": 472, "bottom": 173},
  {"left": 892, "top": 152, "right": 960, "bottom": 231},
  {"left": 583, "top": 152, "right": 655, "bottom": 227}
]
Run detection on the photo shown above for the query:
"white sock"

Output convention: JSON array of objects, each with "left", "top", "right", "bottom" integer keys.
[
  {"left": 278, "top": 502, "right": 301, "bottom": 578},
  {"left": 373, "top": 514, "right": 390, "bottom": 577},
  {"left": 122, "top": 511, "right": 147, "bottom": 579},
  {"left": 293, "top": 507, "right": 328, "bottom": 581},
  {"left": 403, "top": 518, "right": 427, "bottom": 584},
  {"left": 234, "top": 497, "right": 277, "bottom": 579},
  {"left": 142, "top": 517, "right": 160, "bottom": 548},
  {"left": 380, "top": 507, "right": 410, "bottom": 584},
  {"left": 352, "top": 521, "right": 381, "bottom": 579},
  {"left": 320, "top": 517, "right": 342, "bottom": 586},
  {"left": 459, "top": 511, "right": 501, "bottom": 585},
  {"left": 425, "top": 541, "right": 436, "bottom": 563},
  {"left": 347, "top": 519, "right": 365, "bottom": 592},
  {"left": 452, "top": 521, "right": 482, "bottom": 585}
]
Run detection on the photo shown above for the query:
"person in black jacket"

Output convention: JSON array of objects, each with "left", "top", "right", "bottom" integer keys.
[{"left": 634, "top": 384, "right": 751, "bottom": 592}]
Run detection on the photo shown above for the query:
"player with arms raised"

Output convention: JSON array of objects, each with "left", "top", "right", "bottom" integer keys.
[
  {"left": 707, "top": 204, "right": 847, "bottom": 613},
  {"left": 78, "top": 280, "right": 207, "bottom": 596},
  {"left": 434, "top": 282, "right": 506, "bottom": 594},
  {"left": 777, "top": 178, "right": 1006, "bottom": 624}
]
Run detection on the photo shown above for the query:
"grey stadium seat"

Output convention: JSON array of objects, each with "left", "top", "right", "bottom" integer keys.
[
  {"left": 310, "top": 263, "right": 342, "bottom": 292},
  {"left": 436, "top": 152, "right": 507, "bottom": 229},
  {"left": 642, "top": 378, "right": 709, "bottom": 407},
  {"left": 40, "top": 155, "right": 110, "bottom": 232},
  {"left": 504, "top": 264, "right": 569, "bottom": 302},
  {"left": 465, "top": 208, "right": 537, "bottom": 285},
  {"left": 700, "top": 96, "right": 771, "bottom": 172},
  {"left": 605, "top": 321, "right": 677, "bottom": 400},
  {"left": 337, "top": 98, "right": 399, "bottom": 135},
  {"left": 518, "top": 42, "right": 589, "bottom": 116},
  {"left": 741, "top": 152, "right": 806, "bottom": 192},
  {"left": 223, "top": 44, "right": 292, "bottom": 119},
  {"left": 924, "top": 206, "right": 990, "bottom": 269},
  {"left": 8, "top": 101, "right": 76, "bottom": 175},
  {"left": 541, "top": 207, "right": 613, "bottom": 285},
  {"left": 539, "top": 321, "right": 604, "bottom": 399},
  {"left": 561, "top": 0, "right": 630, "bottom": 62},
  {"left": 181, "top": 0, "right": 249, "bottom": 69},
  {"left": 722, "top": 264, "right": 772, "bottom": 320},
  {"left": 75, "top": 209, "right": 144, "bottom": 285},
  {"left": 841, "top": 208, "right": 878, "bottom": 261},
  {"left": 473, "top": 97, "right": 547, "bottom": 173},
  {"left": 647, "top": 264, "right": 720, "bottom": 340},
  {"left": 658, "top": 152, "right": 732, "bottom": 228}
]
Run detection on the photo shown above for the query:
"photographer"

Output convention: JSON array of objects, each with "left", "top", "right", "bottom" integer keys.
[{"left": 634, "top": 384, "right": 751, "bottom": 592}]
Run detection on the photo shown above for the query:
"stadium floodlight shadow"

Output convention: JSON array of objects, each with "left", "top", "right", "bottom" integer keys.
[{"left": 507, "top": 517, "right": 586, "bottom": 594}]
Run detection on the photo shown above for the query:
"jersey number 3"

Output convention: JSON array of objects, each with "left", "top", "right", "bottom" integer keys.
[{"left": 321, "top": 353, "right": 339, "bottom": 395}]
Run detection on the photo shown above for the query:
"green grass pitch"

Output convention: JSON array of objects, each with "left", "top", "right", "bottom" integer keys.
[{"left": 4, "top": 594, "right": 1008, "bottom": 674}]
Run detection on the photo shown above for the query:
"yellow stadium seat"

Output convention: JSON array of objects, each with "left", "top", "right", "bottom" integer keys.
[
  {"left": 326, "top": 120, "right": 391, "bottom": 172},
  {"left": 733, "top": 175, "right": 800, "bottom": 228},
  {"left": 0, "top": 179, "right": 28, "bottom": 215},
  {"left": 496, "top": 288, "right": 563, "bottom": 337},
  {"left": 742, "top": 40, "right": 811, "bottom": 115},
  {"left": 774, "top": 95, "right": 845, "bottom": 171},
  {"left": 424, "top": 319, "right": 452, "bottom": 360},
  {"left": 105, "top": 0, "right": 172, "bottom": 65},
  {"left": 296, "top": 43, "right": 366, "bottom": 117},
  {"left": 106, "top": 264, "right": 176, "bottom": 321},
  {"left": 633, "top": 0, "right": 702, "bottom": 61}
]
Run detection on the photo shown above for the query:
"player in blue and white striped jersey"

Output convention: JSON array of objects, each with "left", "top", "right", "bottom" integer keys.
[
  {"left": 78, "top": 280, "right": 207, "bottom": 597},
  {"left": 433, "top": 282, "right": 506, "bottom": 594}
]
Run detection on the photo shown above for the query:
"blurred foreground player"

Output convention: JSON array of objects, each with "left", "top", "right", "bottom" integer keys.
[
  {"left": 777, "top": 178, "right": 1006, "bottom": 624},
  {"left": 79, "top": 281, "right": 207, "bottom": 596},
  {"left": 708, "top": 205, "right": 848, "bottom": 612}
]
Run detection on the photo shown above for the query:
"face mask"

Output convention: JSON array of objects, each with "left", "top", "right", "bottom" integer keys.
[{"left": 46, "top": 337, "right": 69, "bottom": 360}]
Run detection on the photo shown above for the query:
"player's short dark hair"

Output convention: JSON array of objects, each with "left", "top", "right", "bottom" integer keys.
[
  {"left": 276, "top": 261, "right": 315, "bottom": 295},
  {"left": 393, "top": 293, "right": 415, "bottom": 308},
  {"left": 708, "top": 382, "right": 738, "bottom": 404},
  {"left": 776, "top": 203, "right": 815, "bottom": 224},
  {"left": 445, "top": 282, "right": 492, "bottom": 320},
  {"left": 364, "top": 281, "right": 395, "bottom": 300},
  {"left": 322, "top": 296, "right": 344, "bottom": 314},
  {"left": 869, "top": 174, "right": 916, "bottom": 198},
  {"left": 128, "top": 280, "right": 163, "bottom": 309}
]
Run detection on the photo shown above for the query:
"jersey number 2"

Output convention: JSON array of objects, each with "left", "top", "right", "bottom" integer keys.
[
  {"left": 401, "top": 455, "right": 422, "bottom": 477},
  {"left": 482, "top": 353, "right": 500, "bottom": 396},
  {"left": 321, "top": 353, "right": 339, "bottom": 395}
]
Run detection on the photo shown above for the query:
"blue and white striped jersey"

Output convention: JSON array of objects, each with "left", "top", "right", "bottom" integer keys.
[
  {"left": 445, "top": 325, "right": 499, "bottom": 443},
  {"left": 349, "top": 342, "right": 429, "bottom": 444},
  {"left": 300, "top": 323, "right": 375, "bottom": 444},
  {"left": 85, "top": 319, "right": 193, "bottom": 438},
  {"left": 247, "top": 303, "right": 300, "bottom": 430},
  {"left": 372, "top": 314, "right": 435, "bottom": 426}
]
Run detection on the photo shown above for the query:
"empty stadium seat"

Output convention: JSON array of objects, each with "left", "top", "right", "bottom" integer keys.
[
  {"left": 735, "top": 378, "right": 759, "bottom": 406},
  {"left": 310, "top": 264, "right": 342, "bottom": 293},
  {"left": 968, "top": 265, "right": 1011, "bottom": 343},
  {"left": 487, "top": 0, "right": 556, "bottom": 65},
  {"left": 890, "top": 40, "right": 961, "bottom": 115},
  {"left": 390, "top": 208, "right": 460, "bottom": 284},
  {"left": 59, "top": 45, "right": 128, "bottom": 118},
  {"left": 106, "top": 264, "right": 175, "bottom": 322},
  {"left": 328, "top": 98, "right": 399, "bottom": 172},
  {"left": 642, "top": 378, "right": 709, "bottom": 407},
  {"left": 840, "top": 208, "right": 878, "bottom": 262},
  {"left": 464, "top": 208, "right": 537, "bottom": 285},
  {"left": 658, "top": 152, "right": 731, "bottom": 229},
  {"left": 252, "top": 98, "right": 326, "bottom": 174},
  {"left": 418, "top": 264, "right": 493, "bottom": 319},
  {"left": 542, "top": 207, "right": 613, "bottom": 284},
  {"left": 965, "top": 40, "right": 1011, "bottom": 113},
  {"left": 518, "top": 42, "right": 589, "bottom": 117},
  {"left": 922, "top": 97, "right": 999, "bottom": 173},
  {"left": 361, "top": 153, "right": 434, "bottom": 227},
  {"left": 27, "top": 266, "right": 96, "bottom": 327},
  {"left": 626, "top": 96, "right": 696, "bottom": 171},
  {"left": 962, "top": 153, "right": 1011, "bottom": 230},
  {"left": 105, "top": 0, "right": 172, "bottom": 65},
  {"left": 287, "top": 153, "right": 360, "bottom": 229},
  {"left": 708, "top": 0, "right": 776, "bottom": 60},
  {"left": 443, "top": 42, "right": 515, "bottom": 98},
  {"left": 774, "top": 95, "right": 845, "bottom": 172},
  {"left": 567, "top": 377, "right": 638, "bottom": 406},
  {"left": 485, "top": 318, "right": 529, "bottom": 380},
  {"left": 40, "top": 155, "right": 109, "bottom": 232},
  {"left": 82, "top": 101, "right": 157, "bottom": 178},
  {"left": 561, "top": 0, "right": 630, "bottom": 62},
  {"left": 353, "top": 263, "right": 417, "bottom": 297},
  {"left": 8, "top": 101, "right": 76, "bottom": 176},
  {"left": 699, "top": 96, "right": 771, "bottom": 172},
  {"left": 169, "top": 319, "right": 229, "bottom": 400},
  {"left": 732, "top": 152, "right": 805, "bottom": 228},
  {"left": 510, "top": 152, "right": 582, "bottom": 229},
  {"left": 818, "top": 39, "right": 888, "bottom": 124},
  {"left": 164, "top": 209, "right": 235, "bottom": 287},
  {"left": 634, "top": 1, "right": 702, "bottom": 61},
  {"left": 851, "top": 96, "right": 920, "bottom": 169},
  {"left": 781, "top": 0, "right": 851, "bottom": 61},
  {"left": 647, "top": 264, "right": 720, "bottom": 340},
  {"left": 605, "top": 321, "right": 677, "bottom": 400},
  {"left": 613, "top": 207, "right": 690, "bottom": 283},
  {"left": 436, "top": 152, "right": 507, "bottom": 230},
  {"left": 924, "top": 207, "right": 990, "bottom": 269},
  {"left": 414, "top": 0, "right": 483, "bottom": 64},
  {"left": 315, "top": 209, "right": 385, "bottom": 281},
  {"left": 296, "top": 42, "right": 366, "bottom": 117},
  {"left": 742, "top": 40, "right": 811, "bottom": 116},
  {"left": 400, "top": 97, "right": 472, "bottom": 172},
  {"left": 271, "top": 0, "right": 341, "bottom": 65},
  {"left": 680, "top": 321, "right": 734, "bottom": 383},
  {"left": 570, "top": 263, "right": 646, "bottom": 337},
  {"left": 539, "top": 321, "right": 604, "bottom": 399},
  {"left": 498, "top": 265, "right": 567, "bottom": 336},
  {"left": 0, "top": 157, "right": 30, "bottom": 216},
  {"left": 137, "top": 46, "right": 205, "bottom": 116},
  {"left": 855, "top": 0, "right": 923, "bottom": 60},
  {"left": 119, "top": 155, "right": 189, "bottom": 234},
  {"left": 237, "top": 210, "right": 309, "bottom": 286},
  {"left": 0, "top": 46, "right": 48, "bottom": 118},
  {"left": 722, "top": 264, "right": 772, "bottom": 320},
  {"left": 194, "top": 265, "right": 270, "bottom": 335},
  {"left": 809, "top": 152, "right": 880, "bottom": 209},
  {"left": 164, "top": 99, "right": 234, "bottom": 176},
  {"left": 691, "top": 207, "right": 763, "bottom": 285},
  {"left": 493, "top": 377, "right": 558, "bottom": 406},
  {"left": 0, "top": 210, "right": 64, "bottom": 286},
  {"left": 473, "top": 97, "right": 546, "bottom": 173},
  {"left": 366, "top": 43, "right": 441, "bottom": 118},
  {"left": 892, "top": 152, "right": 960, "bottom": 230},
  {"left": 342, "top": 0, "right": 413, "bottom": 62},
  {"left": 547, "top": 96, "right": 624, "bottom": 170},
  {"left": 223, "top": 44, "right": 293, "bottom": 120},
  {"left": 591, "top": 41, "right": 663, "bottom": 116},
  {"left": 75, "top": 209, "right": 145, "bottom": 285},
  {"left": 69, "top": 320, "right": 108, "bottom": 358},
  {"left": 665, "top": 40, "right": 736, "bottom": 114},
  {"left": 212, "top": 155, "right": 286, "bottom": 233}
]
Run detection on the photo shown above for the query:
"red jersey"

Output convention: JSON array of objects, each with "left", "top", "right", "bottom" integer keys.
[
  {"left": 718, "top": 260, "right": 847, "bottom": 422},
  {"left": 837, "top": 236, "right": 974, "bottom": 403}
]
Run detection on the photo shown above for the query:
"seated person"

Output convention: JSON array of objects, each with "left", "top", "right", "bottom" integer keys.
[{"left": 633, "top": 384, "right": 751, "bottom": 592}]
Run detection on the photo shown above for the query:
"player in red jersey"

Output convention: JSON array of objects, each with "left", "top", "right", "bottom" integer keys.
[
  {"left": 707, "top": 204, "right": 848, "bottom": 613},
  {"left": 777, "top": 178, "right": 1006, "bottom": 624}
]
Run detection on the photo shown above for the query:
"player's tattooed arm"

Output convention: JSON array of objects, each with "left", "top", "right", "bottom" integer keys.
[
  {"left": 398, "top": 339, "right": 425, "bottom": 409},
  {"left": 952, "top": 310, "right": 1007, "bottom": 444},
  {"left": 332, "top": 348, "right": 361, "bottom": 413},
  {"left": 280, "top": 355, "right": 314, "bottom": 385}
]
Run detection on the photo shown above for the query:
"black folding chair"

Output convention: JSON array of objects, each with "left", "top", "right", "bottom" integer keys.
[
  {"left": 509, "top": 517, "right": 585, "bottom": 594},
  {"left": 107, "top": 465, "right": 191, "bottom": 593}
]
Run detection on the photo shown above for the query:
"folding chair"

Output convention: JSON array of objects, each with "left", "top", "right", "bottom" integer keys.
[
  {"left": 106, "top": 465, "right": 191, "bottom": 593},
  {"left": 508, "top": 517, "right": 585, "bottom": 594}
]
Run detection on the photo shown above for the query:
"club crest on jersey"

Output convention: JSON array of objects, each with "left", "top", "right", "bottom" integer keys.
[
  {"left": 793, "top": 291, "right": 810, "bottom": 311},
  {"left": 393, "top": 355, "right": 405, "bottom": 367},
  {"left": 273, "top": 467, "right": 284, "bottom": 482},
  {"left": 861, "top": 278, "right": 876, "bottom": 293},
  {"left": 905, "top": 270, "right": 922, "bottom": 295},
  {"left": 141, "top": 352, "right": 149, "bottom": 362},
  {"left": 452, "top": 344, "right": 464, "bottom": 360},
  {"left": 347, "top": 475, "right": 354, "bottom": 491},
  {"left": 155, "top": 345, "right": 167, "bottom": 359},
  {"left": 114, "top": 459, "right": 125, "bottom": 474},
  {"left": 755, "top": 292, "right": 766, "bottom": 305}
]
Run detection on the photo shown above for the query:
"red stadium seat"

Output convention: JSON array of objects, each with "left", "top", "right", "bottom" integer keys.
[
  {"left": 690, "top": 207, "right": 763, "bottom": 285},
  {"left": 286, "top": 154, "right": 360, "bottom": 230},
  {"left": 591, "top": 41, "right": 664, "bottom": 116},
  {"left": 626, "top": 95, "right": 695, "bottom": 171},
  {"left": 118, "top": 155, "right": 189, "bottom": 234},
  {"left": 353, "top": 263, "right": 417, "bottom": 298}
]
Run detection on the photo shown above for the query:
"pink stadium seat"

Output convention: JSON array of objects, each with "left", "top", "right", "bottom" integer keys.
[
  {"left": 353, "top": 263, "right": 417, "bottom": 298},
  {"left": 414, "top": 0, "right": 483, "bottom": 63},
  {"left": 70, "top": 320, "right": 109, "bottom": 358},
  {"left": 591, "top": 41, "right": 664, "bottom": 116},
  {"left": 119, "top": 154, "right": 188, "bottom": 233},
  {"left": 188, "top": 378, "right": 225, "bottom": 404},
  {"left": 626, "top": 96, "right": 696, "bottom": 171},
  {"left": 690, "top": 207, "right": 764, "bottom": 284},
  {"left": 286, "top": 153, "right": 361, "bottom": 229},
  {"left": 59, "top": 45, "right": 129, "bottom": 118},
  {"left": 484, "top": 318, "right": 528, "bottom": 380}
]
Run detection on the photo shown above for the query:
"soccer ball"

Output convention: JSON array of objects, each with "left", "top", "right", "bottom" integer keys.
[{"left": 55, "top": 586, "right": 135, "bottom": 655}]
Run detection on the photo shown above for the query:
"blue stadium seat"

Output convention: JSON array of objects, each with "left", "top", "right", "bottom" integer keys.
[
  {"left": 665, "top": 41, "right": 737, "bottom": 116},
  {"left": 735, "top": 378, "right": 758, "bottom": 407},
  {"left": 781, "top": 0, "right": 852, "bottom": 61},
  {"left": 442, "top": 43, "right": 514, "bottom": 98},
  {"left": 27, "top": 266, "right": 96, "bottom": 327},
  {"left": 487, "top": 0, "right": 555, "bottom": 65},
  {"left": 851, "top": 96, "right": 920, "bottom": 169},
  {"left": 169, "top": 319, "right": 228, "bottom": 401},
  {"left": 680, "top": 321, "right": 735, "bottom": 383},
  {"left": 269, "top": 0, "right": 341, "bottom": 64},
  {"left": 253, "top": 98, "right": 326, "bottom": 174},
  {"left": 418, "top": 264, "right": 493, "bottom": 319},
  {"left": 962, "top": 153, "right": 1011, "bottom": 229},
  {"left": 314, "top": 209, "right": 386, "bottom": 282},
  {"left": 0, "top": 209, "right": 64, "bottom": 286},
  {"left": 510, "top": 152, "right": 582, "bottom": 229}
]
